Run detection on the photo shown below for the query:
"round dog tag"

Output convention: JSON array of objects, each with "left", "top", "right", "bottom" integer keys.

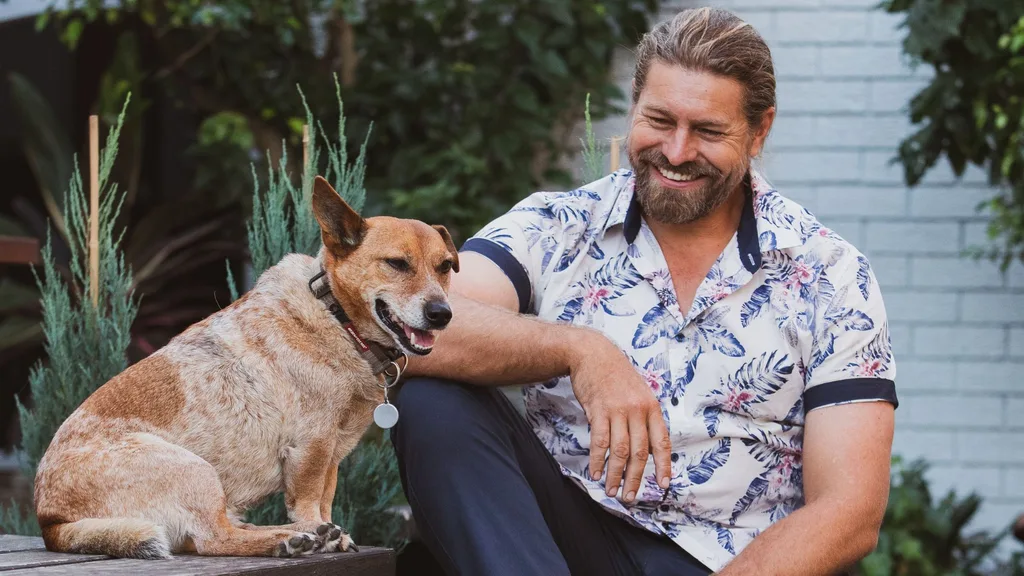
[{"left": 374, "top": 403, "right": 399, "bottom": 429}]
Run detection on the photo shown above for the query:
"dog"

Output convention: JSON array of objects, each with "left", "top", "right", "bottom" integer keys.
[{"left": 32, "top": 176, "right": 459, "bottom": 559}]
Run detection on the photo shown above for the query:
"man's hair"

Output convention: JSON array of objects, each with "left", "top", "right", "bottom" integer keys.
[{"left": 632, "top": 7, "right": 776, "bottom": 129}]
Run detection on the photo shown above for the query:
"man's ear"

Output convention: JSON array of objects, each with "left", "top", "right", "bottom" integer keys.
[
  {"left": 749, "top": 107, "right": 776, "bottom": 158},
  {"left": 432, "top": 225, "right": 460, "bottom": 273},
  {"left": 312, "top": 175, "right": 365, "bottom": 252}
]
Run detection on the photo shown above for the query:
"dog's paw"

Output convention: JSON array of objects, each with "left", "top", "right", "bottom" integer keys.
[
  {"left": 313, "top": 522, "right": 359, "bottom": 553},
  {"left": 272, "top": 532, "right": 317, "bottom": 558}
]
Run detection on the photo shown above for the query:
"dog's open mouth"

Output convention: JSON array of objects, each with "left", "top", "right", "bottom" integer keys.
[{"left": 375, "top": 299, "right": 435, "bottom": 355}]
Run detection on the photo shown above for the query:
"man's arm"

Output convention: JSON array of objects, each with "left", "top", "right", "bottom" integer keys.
[
  {"left": 715, "top": 401, "right": 894, "bottom": 575},
  {"left": 404, "top": 251, "right": 673, "bottom": 497},
  {"left": 405, "top": 252, "right": 583, "bottom": 386}
]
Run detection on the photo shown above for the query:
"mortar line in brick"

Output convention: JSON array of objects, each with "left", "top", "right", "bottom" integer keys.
[
  {"left": 902, "top": 388, "right": 1006, "bottom": 399},
  {"left": 910, "top": 355, "right": 1010, "bottom": 363},
  {"left": 777, "top": 41, "right": 871, "bottom": 48},
  {"left": 899, "top": 321, "right": 1020, "bottom": 328},
  {"left": 869, "top": 251, "right": 975, "bottom": 258}
]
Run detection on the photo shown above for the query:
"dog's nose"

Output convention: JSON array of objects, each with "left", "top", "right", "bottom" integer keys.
[{"left": 423, "top": 300, "right": 452, "bottom": 328}]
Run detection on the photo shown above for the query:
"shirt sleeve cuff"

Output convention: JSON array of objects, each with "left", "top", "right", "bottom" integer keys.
[
  {"left": 803, "top": 378, "right": 898, "bottom": 413},
  {"left": 461, "top": 237, "right": 532, "bottom": 314}
]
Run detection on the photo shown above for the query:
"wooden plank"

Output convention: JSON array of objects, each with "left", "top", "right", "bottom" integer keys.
[
  {"left": 0, "top": 236, "right": 40, "bottom": 265},
  {"left": 0, "top": 536, "right": 47, "bottom": 553},
  {"left": 0, "top": 550, "right": 108, "bottom": 571},
  {"left": 0, "top": 547, "right": 394, "bottom": 575},
  {"left": 0, "top": 536, "right": 394, "bottom": 575}
]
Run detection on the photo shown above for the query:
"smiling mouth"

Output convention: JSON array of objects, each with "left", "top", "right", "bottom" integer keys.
[
  {"left": 375, "top": 299, "right": 435, "bottom": 355},
  {"left": 656, "top": 166, "right": 708, "bottom": 184}
]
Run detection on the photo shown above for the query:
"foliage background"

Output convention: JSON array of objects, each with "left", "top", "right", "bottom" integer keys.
[
  {"left": 0, "top": 0, "right": 661, "bottom": 555},
  {"left": 880, "top": 0, "right": 1024, "bottom": 270},
  {"left": 1, "top": 0, "right": 660, "bottom": 448}
]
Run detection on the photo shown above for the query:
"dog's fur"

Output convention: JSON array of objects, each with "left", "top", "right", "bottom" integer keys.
[{"left": 32, "top": 177, "right": 459, "bottom": 559}]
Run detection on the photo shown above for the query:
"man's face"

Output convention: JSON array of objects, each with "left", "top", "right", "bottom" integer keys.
[{"left": 627, "top": 61, "right": 772, "bottom": 225}]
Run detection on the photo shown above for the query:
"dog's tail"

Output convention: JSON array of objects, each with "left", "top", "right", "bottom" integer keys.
[{"left": 42, "top": 518, "right": 171, "bottom": 559}]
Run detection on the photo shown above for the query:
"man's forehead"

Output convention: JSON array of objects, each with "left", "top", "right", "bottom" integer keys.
[{"left": 637, "top": 62, "right": 745, "bottom": 121}]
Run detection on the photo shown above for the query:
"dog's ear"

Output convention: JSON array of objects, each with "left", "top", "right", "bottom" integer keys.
[
  {"left": 432, "top": 225, "right": 459, "bottom": 273},
  {"left": 313, "top": 176, "right": 365, "bottom": 252}
]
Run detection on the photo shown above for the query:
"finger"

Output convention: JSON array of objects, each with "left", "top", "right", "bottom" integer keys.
[
  {"left": 589, "top": 410, "right": 610, "bottom": 481},
  {"left": 604, "top": 414, "right": 630, "bottom": 497},
  {"left": 648, "top": 406, "right": 673, "bottom": 489},
  {"left": 621, "top": 411, "right": 650, "bottom": 503}
]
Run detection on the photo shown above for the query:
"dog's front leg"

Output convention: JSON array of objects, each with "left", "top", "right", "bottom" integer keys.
[
  {"left": 320, "top": 460, "right": 339, "bottom": 522},
  {"left": 282, "top": 439, "right": 333, "bottom": 524},
  {"left": 241, "top": 440, "right": 355, "bottom": 552}
]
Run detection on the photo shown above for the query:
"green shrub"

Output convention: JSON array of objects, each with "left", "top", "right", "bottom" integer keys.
[
  {"left": 32, "top": 0, "right": 659, "bottom": 244},
  {"left": 856, "top": 457, "right": 1024, "bottom": 576},
  {"left": 0, "top": 98, "right": 136, "bottom": 536},
  {"left": 880, "top": 0, "right": 1024, "bottom": 269}
]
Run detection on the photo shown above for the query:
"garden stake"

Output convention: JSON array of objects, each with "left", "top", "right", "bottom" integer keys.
[
  {"left": 89, "top": 114, "right": 99, "bottom": 309},
  {"left": 303, "top": 124, "right": 310, "bottom": 174},
  {"left": 609, "top": 136, "right": 621, "bottom": 172}
]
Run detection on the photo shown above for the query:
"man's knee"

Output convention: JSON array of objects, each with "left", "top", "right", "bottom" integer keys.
[{"left": 392, "top": 377, "right": 492, "bottom": 453}]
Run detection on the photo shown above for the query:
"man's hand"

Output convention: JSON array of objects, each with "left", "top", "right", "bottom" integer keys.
[
  {"left": 406, "top": 252, "right": 672, "bottom": 502},
  {"left": 568, "top": 331, "right": 672, "bottom": 502}
]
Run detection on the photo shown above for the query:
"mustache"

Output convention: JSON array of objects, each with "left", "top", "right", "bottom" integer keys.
[{"left": 635, "top": 148, "right": 719, "bottom": 179}]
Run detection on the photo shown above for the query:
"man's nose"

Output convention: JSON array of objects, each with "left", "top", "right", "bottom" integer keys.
[
  {"left": 663, "top": 129, "right": 698, "bottom": 166},
  {"left": 423, "top": 300, "right": 452, "bottom": 328}
]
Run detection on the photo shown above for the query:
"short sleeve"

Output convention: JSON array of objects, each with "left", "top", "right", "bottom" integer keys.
[
  {"left": 460, "top": 192, "right": 567, "bottom": 315},
  {"left": 803, "top": 252, "right": 898, "bottom": 413}
]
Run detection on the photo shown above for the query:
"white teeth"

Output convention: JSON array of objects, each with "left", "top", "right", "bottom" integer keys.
[
  {"left": 658, "top": 167, "right": 697, "bottom": 182},
  {"left": 409, "top": 331, "right": 418, "bottom": 347}
]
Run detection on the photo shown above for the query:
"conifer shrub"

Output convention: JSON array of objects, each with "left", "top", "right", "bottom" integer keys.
[{"left": 0, "top": 97, "right": 136, "bottom": 536}]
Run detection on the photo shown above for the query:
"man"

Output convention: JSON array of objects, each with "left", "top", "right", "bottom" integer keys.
[{"left": 392, "top": 6, "right": 898, "bottom": 575}]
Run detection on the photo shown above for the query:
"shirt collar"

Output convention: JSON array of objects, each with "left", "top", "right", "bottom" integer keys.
[{"left": 601, "top": 167, "right": 804, "bottom": 273}]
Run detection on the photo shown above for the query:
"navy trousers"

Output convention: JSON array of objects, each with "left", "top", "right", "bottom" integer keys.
[{"left": 390, "top": 377, "right": 713, "bottom": 576}]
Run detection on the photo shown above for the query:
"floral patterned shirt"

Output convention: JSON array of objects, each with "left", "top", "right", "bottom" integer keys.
[{"left": 460, "top": 168, "right": 899, "bottom": 571}]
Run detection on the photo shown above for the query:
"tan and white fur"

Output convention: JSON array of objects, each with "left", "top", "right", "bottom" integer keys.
[{"left": 32, "top": 176, "right": 459, "bottom": 559}]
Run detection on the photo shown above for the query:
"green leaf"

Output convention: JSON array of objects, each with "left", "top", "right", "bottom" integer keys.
[
  {"left": 541, "top": 1, "right": 574, "bottom": 27},
  {"left": 34, "top": 11, "right": 50, "bottom": 31},
  {"left": 0, "top": 279, "right": 39, "bottom": 314},
  {"left": 0, "top": 214, "right": 28, "bottom": 236},
  {"left": 7, "top": 72, "right": 75, "bottom": 241},
  {"left": 62, "top": 18, "right": 84, "bottom": 49},
  {"left": 514, "top": 17, "right": 544, "bottom": 57},
  {"left": 0, "top": 315, "right": 42, "bottom": 352},
  {"left": 539, "top": 50, "right": 569, "bottom": 78}
]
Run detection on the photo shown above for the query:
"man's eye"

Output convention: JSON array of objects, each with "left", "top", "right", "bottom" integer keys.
[
  {"left": 386, "top": 258, "right": 410, "bottom": 272},
  {"left": 650, "top": 117, "right": 673, "bottom": 127}
]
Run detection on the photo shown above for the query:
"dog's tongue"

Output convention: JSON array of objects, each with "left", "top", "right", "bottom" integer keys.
[{"left": 404, "top": 325, "right": 435, "bottom": 349}]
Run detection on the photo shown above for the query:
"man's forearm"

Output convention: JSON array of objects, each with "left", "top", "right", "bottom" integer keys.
[
  {"left": 405, "top": 292, "right": 596, "bottom": 386},
  {"left": 715, "top": 500, "right": 880, "bottom": 576}
]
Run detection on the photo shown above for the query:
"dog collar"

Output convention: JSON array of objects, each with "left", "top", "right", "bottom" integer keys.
[{"left": 307, "top": 268, "right": 406, "bottom": 377}]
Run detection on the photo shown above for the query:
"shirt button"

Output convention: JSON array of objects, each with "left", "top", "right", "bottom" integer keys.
[
  {"left": 674, "top": 333, "right": 685, "bottom": 342},
  {"left": 671, "top": 453, "right": 679, "bottom": 463},
  {"left": 671, "top": 397, "right": 679, "bottom": 406}
]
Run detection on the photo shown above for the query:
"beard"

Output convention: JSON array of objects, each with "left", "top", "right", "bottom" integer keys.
[{"left": 629, "top": 146, "right": 748, "bottom": 225}]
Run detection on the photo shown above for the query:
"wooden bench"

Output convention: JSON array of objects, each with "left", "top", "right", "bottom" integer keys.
[{"left": 0, "top": 534, "right": 395, "bottom": 575}]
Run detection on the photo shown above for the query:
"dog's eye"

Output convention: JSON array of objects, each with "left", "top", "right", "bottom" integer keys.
[
  {"left": 438, "top": 260, "right": 453, "bottom": 274},
  {"left": 385, "top": 258, "right": 410, "bottom": 272}
]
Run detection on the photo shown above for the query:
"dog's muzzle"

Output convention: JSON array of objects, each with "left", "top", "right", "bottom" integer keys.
[{"left": 423, "top": 300, "right": 452, "bottom": 329}]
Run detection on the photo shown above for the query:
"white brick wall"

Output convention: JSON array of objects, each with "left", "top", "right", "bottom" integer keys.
[{"left": 577, "top": 0, "right": 1024, "bottom": 537}]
